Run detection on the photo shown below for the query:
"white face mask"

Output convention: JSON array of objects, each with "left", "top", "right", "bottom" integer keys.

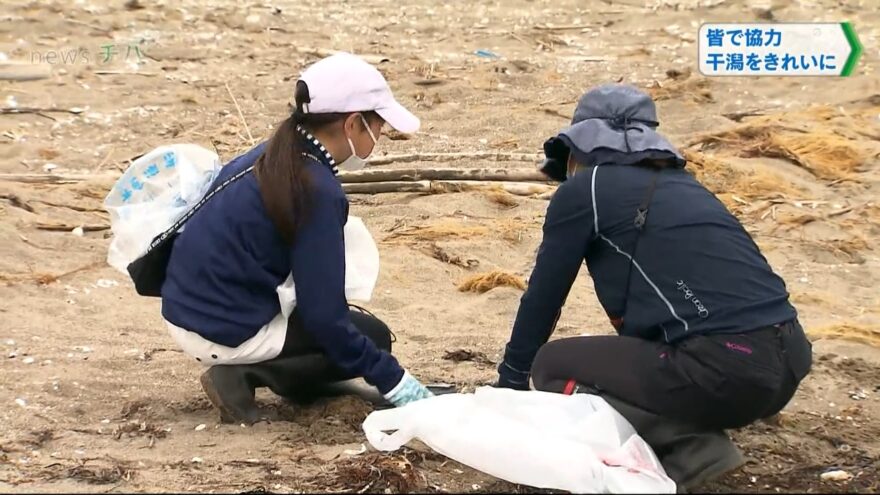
[{"left": 338, "top": 114, "right": 378, "bottom": 171}]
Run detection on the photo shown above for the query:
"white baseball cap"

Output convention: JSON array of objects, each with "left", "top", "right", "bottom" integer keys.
[{"left": 298, "top": 52, "right": 420, "bottom": 134}]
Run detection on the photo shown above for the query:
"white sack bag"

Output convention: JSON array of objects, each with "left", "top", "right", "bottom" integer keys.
[
  {"left": 363, "top": 387, "right": 676, "bottom": 494},
  {"left": 275, "top": 216, "right": 380, "bottom": 317},
  {"left": 341, "top": 216, "right": 380, "bottom": 302}
]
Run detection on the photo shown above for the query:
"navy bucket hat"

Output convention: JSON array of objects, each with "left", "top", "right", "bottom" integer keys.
[{"left": 541, "top": 84, "right": 685, "bottom": 182}]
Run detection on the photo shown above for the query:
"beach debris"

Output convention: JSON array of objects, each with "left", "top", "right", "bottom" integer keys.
[
  {"left": 458, "top": 270, "right": 527, "bottom": 293},
  {"left": 443, "top": 349, "right": 495, "bottom": 367},
  {"left": 849, "top": 389, "right": 868, "bottom": 401},
  {"left": 820, "top": 470, "right": 852, "bottom": 482},
  {"left": 343, "top": 444, "right": 367, "bottom": 456},
  {"left": 485, "top": 189, "right": 519, "bottom": 208},
  {"left": 474, "top": 49, "right": 501, "bottom": 59},
  {"left": 422, "top": 243, "right": 479, "bottom": 269}
]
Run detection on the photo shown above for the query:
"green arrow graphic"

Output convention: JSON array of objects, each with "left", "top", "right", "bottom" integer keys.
[{"left": 841, "top": 22, "right": 862, "bottom": 77}]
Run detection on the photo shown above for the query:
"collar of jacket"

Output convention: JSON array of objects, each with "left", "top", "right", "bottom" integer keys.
[{"left": 295, "top": 124, "right": 339, "bottom": 176}]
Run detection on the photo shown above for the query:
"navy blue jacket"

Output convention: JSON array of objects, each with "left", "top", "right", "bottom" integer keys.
[
  {"left": 161, "top": 143, "right": 404, "bottom": 394},
  {"left": 501, "top": 164, "right": 796, "bottom": 379}
]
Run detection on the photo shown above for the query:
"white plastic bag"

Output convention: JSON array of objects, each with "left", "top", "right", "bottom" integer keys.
[
  {"left": 275, "top": 216, "right": 380, "bottom": 314},
  {"left": 341, "top": 216, "right": 380, "bottom": 302},
  {"left": 363, "top": 387, "right": 676, "bottom": 494},
  {"left": 104, "top": 144, "right": 221, "bottom": 274},
  {"left": 105, "top": 143, "right": 381, "bottom": 302}
]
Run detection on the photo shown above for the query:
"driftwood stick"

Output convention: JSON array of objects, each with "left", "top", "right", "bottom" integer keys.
[
  {"left": 0, "top": 193, "right": 35, "bottom": 212},
  {"left": 339, "top": 167, "right": 548, "bottom": 183},
  {"left": 35, "top": 222, "right": 110, "bottom": 232},
  {"left": 343, "top": 181, "right": 428, "bottom": 194},
  {"left": 1, "top": 107, "right": 84, "bottom": 116},
  {"left": 94, "top": 70, "right": 159, "bottom": 77},
  {"left": 0, "top": 173, "right": 557, "bottom": 199},
  {"left": 296, "top": 47, "right": 389, "bottom": 64},
  {"left": 64, "top": 18, "right": 113, "bottom": 34},
  {"left": 533, "top": 24, "right": 591, "bottom": 31},
  {"left": 0, "top": 261, "right": 106, "bottom": 286},
  {"left": 343, "top": 180, "right": 554, "bottom": 197},
  {"left": 33, "top": 200, "right": 108, "bottom": 214},
  {"left": 0, "top": 62, "right": 51, "bottom": 82},
  {"left": 0, "top": 173, "right": 118, "bottom": 185},
  {"left": 368, "top": 152, "right": 542, "bottom": 166},
  {"left": 224, "top": 82, "right": 255, "bottom": 145}
]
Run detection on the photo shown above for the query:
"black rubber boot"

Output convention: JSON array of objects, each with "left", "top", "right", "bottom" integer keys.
[
  {"left": 599, "top": 393, "right": 745, "bottom": 493},
  {"left": 201, "top": 308, "right": 400, "bottom": 424},
  {"left": 200, "top": 353, "right": 336, "bottom": 424}
]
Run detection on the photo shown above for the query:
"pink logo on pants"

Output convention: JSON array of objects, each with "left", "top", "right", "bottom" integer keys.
[{"left": 725, "top": 342, "right": 753, "bottom": 355}]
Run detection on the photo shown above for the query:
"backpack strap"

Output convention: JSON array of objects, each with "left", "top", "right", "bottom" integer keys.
[
  {"left": 620, "top": 171, "right": 660, "bottom": 320},
  {"left": 147, "top": 165, "right": 253, "bottom": 251}
]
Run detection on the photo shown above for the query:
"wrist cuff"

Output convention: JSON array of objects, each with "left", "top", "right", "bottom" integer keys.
[{"left": 383, "top": 370, "right": 411, "bottom": 400}]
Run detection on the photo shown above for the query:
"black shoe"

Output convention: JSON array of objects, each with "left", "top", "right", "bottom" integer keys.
[
  {"left": 660, "top": 430, "right": 744, "bottom": 492},
  {"left": 200, "top": 353, "right": 336, "bottom": 424},
  {"left": 200, "top": 366, "right": 264, "bottom": 424},
  {"left": 597, "top": 393, "right": 744, "bottom": 492}
]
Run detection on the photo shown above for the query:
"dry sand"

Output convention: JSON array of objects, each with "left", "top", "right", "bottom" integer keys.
[{"left": 1, "top": 0, "right": 879, "bottom": 492}]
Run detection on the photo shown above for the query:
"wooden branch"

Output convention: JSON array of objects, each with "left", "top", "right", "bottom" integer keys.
[
  {"left": 33, "top": 200, "right": 108, "bottom": 214},
  {"left": 722, "top": 109, "right": 772, "bottom": 122},
  {"left": 94, "top": 71, "right": 159, "bottom": 77},
  {"left": 343, "top": 181, "right": 426, "bottom": 194},
  {"left": 0, "top": 193, "right": 35, "bottom": 212},
  {"left": 35, "top": 222, "right": 110, "bottom": 232},
  {"left": 224, "top": 82, "right": 255, "bottom": 145},
  {"left": 0, "top": 173, "right": 117, "bottom": 184},
  {"left": 296, "top": 47, "right": 389, "bottom": 65},
  {"left": 343, "top": 180, "right": 555, "bottom": 197},
  {"left": 64, "top": 18, "right": 113, "bottom": 34},
  {"left": 533, "top": 24, "right": 591, "bottom": 31},
  {"left": 368, "top": 152, "right": 542, "bottom": 166},
  {"left": 339, "top": 167, "right": 548, "bottom": 184},
  {"left": 1, "top": 107, "right": 84, "bottom": 116},
  {"left": 0, "top": 62, "right": 51, "bottom": 82},
  {"left": 542, "top": 108, "right": 572, "bottom": 120},
  {"left": 0, "top": 261, "right": 105, "bottom": 286},
  {"left": 0, "top": 173, "right": 556, "bottom": 200}
]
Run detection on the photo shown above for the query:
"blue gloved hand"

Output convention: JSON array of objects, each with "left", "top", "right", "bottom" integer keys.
[
  {"left": 385, "top": 371, "right": 434, "bottom": 407},
  {"left": 496, "top": 361, "right": 530, "bottom": 391}
]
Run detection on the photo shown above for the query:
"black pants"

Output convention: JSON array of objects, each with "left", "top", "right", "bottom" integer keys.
[
  {"left": 278, "top": 306, "right": 393, "bottom": 382},
  {"left": 531, "top": 320, "right": 812, "bottom": 429}
]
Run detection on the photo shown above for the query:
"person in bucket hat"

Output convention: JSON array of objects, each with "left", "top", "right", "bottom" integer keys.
[
  {"left": 540, "top": 83, "right": 684, "bottom": 181},
  {"left": 496, "top": 84, "right": 812, "bottom": 490}
]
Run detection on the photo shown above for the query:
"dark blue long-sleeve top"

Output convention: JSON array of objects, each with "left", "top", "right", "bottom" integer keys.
[
  {"left": 500, "top": 164, "right": 797, "bottom": 383},
  {"left": 161, "top": 142, "right": 404, "bottom": 394}
]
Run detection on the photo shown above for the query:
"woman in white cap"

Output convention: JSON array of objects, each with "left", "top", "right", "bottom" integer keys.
[{"left": 160, "top": 53, "right": 432, "bottom": 423}]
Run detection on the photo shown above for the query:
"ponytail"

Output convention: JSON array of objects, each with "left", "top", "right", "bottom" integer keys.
[
  {"left": 255, "top": 81, "right": 382, "bottom": 244},
  {"left": 254, "top": 112, "right": 310, "bottom": 245}
]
